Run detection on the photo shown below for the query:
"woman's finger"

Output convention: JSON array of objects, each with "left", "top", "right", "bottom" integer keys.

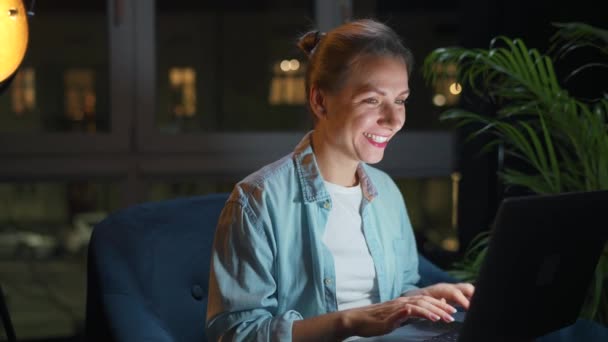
[
  {"left": 395, "top": 295, "right": 456, "bottom": 322},
  {"left": 447, "top": 290, "right": 471, "bottom": 310},
  {"left": 399, "top": 303, "right": 445, "bottom": 322},
  {"left": 456, "top": 283, "right": 475, "bottom": 299},
  {"left": 409, "top": 295, "right": 457, "bottom": 316},
  {"left": 412, "top": 297, "right": 456, "bottom": 322}
]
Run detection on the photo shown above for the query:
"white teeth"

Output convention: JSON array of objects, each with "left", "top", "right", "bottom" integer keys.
[{"left": 363, "top": 132, "right": 389, "bottom": 143}]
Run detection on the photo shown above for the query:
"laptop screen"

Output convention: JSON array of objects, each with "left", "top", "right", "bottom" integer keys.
[{"left": 457, "top": 190, "right": 608, "bottom": 341}]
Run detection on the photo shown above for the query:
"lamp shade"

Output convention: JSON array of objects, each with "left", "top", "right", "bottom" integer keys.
[{"left": 0, "top": 0, "right": 28, "bottom": 83}]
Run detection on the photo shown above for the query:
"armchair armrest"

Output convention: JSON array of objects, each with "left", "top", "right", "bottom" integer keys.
[{"left": 417, "top": 254, "right": 458, "bottom": 288}]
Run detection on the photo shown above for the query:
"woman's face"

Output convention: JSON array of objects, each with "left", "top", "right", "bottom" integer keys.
[{"left": 316, "top": 55, "right": 409, "bottom": 165}]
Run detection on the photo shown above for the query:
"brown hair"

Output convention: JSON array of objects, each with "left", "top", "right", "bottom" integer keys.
[{"left": 297, "top": 18, "right": 414, "bottom": 102}]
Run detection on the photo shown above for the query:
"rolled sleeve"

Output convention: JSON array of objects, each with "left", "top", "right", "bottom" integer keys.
[{"left": 208, "top": 309, "right": 303, "bottom": 342}]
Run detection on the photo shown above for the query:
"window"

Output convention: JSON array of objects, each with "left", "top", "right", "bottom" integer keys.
[
  {"left": 10, "top": 68, "right": 36, "bottom": 116},
  {"left": 64, "top": 68, "right": 97, "bottom": 132},
  {"left": 154, "top": 1, "right": 315, "bottom": 132},
  {"left": 0, "top": 1, "right": 461, "bottom": 339},
  {"left": 0, "top": 181, "right": 120, "bottom": 340},
  {"left": 168, "top": 67, "right": 197, "bottom": 118},
  {"left": 269, "top": 59, "right": 306, "bottom": 105},
  {"left": 396, "top": 176, "right": 461, "bottom": 254}
]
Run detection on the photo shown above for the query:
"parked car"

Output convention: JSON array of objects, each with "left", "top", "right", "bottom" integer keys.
[{"left": 0, "top": 229, "right": 59, "bottom": 259}]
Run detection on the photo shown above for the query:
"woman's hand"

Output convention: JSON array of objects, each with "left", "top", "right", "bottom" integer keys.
[
  {"left": 405, "top": 283, "right": 475, "bottom": 310},
  {"left": 293, "top": 294, "right": 460, "bottom": 341},
  {"left": 340, "top": 295, "right": 459, "bottom": 338}
]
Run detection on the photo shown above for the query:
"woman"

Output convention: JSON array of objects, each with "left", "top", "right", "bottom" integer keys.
[{"left": 206, "top": 18, "right": 474, "bottom": 341}]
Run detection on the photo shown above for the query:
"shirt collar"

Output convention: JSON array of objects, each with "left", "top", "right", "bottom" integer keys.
[{"left": 293, "top": 131, "right": 378, "bottom": 203}]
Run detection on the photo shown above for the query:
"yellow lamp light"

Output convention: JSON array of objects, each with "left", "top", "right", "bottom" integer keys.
[{"left": 0, "top": 0, "right": 28, "bottom": 83}]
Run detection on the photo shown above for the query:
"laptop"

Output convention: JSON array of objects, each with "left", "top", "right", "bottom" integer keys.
[{"left": 360, "top": 190, "right": 608, "bottom": 341}]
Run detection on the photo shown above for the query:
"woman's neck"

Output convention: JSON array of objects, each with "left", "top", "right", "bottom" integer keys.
[{"left": 311, "top": 130, "right": 359, "bottom": 187}]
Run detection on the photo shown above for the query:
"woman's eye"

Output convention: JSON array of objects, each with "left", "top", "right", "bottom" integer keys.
[
  {"left": 395, "top": 99, "right": 408, "bottom": 106},
  {"left": 363, "top": 98, "right": 379, "bottom": 105}
]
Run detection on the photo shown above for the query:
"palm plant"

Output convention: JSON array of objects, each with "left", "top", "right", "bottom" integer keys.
[{"left": 422, "top": 22, "right": 608, "bottom": 325}]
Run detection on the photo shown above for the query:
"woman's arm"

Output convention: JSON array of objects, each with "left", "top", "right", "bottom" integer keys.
[
  {"left": 292, "top": 295, "right": 459, "bottom": 341},
  {"left": 207, "top": 199, "right": 299, "bottom": 341}
]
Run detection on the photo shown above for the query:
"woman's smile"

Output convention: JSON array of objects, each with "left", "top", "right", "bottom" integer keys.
[{"left": 362, "top": 132, "right": 391, "bottom": 148}]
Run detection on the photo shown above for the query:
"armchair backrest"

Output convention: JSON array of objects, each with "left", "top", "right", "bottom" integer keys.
[{"left": 85, "top": 193, "right": 230, "bottom": 342}]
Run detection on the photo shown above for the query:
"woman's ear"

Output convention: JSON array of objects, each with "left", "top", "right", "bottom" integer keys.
[{"left": 309, "top": 86, "right": 327, "bottom": 122}]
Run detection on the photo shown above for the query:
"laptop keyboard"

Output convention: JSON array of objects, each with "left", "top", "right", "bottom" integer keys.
[
  {"left": 403, "top": 315, "right": 464, "bottom": 342},
  {"left": 424, "top": 329, "right": 460, "bottom": 341}
]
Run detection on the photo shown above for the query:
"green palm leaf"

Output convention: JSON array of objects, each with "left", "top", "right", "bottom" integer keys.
[{"left": 423, "top": 21, "right": 608, "bottom": 324}]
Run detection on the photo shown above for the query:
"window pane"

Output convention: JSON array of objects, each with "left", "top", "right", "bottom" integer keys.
[
  {"left": 396, "top": 176, "right": 460, "bottom": 254},
  {"left": 0, "top": 1, "right": 109, "bottom": 133},
  {"left": 147, "top": 179, "right": 236, "bottom": 202},
  {"left": 0, "top": 181, "right": 120, "bottom": 339},
  {"left": 155, "top": 1, "right": 314, "bottom": 133}
]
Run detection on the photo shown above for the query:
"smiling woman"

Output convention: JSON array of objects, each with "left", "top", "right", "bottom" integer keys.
[
  {"left": 310, "top": 55, "right": 408, "bottom": 183},
  {"left": 205, "top": 18, "right": 473, "bottom": 342}
]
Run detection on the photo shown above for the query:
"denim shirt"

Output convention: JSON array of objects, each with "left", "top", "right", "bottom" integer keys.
[{"left": 206, "top": 132, "right": 420, "bottom": 341}]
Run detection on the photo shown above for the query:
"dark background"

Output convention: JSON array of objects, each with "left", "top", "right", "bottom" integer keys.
[{"left": 0, "top": 0, "right": 604, "bottom": 340}]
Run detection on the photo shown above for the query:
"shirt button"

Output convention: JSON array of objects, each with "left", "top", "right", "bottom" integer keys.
[
  {"left": 323, "top": 201, "right": 330, "bottom": 209},
  {"left": 324, "top": 278, "right": 332, "bottom": 286}
]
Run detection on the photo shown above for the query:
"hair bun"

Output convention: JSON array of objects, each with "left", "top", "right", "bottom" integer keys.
[{"left": 297, "top": 30, "right": 325, "bottom": 58}]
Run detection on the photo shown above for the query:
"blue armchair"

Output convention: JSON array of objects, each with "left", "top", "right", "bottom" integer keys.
[{"left": 84, "top": 193, "right": 458, "bottom": 341}]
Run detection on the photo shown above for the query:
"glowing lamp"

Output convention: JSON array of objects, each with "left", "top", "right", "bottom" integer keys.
[{"left": 0, "top": 0, "right": 28, "bottom": 83}]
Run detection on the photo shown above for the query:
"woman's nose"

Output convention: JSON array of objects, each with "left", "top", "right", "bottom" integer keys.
[{"left": 380, "top": 104, "right": 405, "bottom": 131}]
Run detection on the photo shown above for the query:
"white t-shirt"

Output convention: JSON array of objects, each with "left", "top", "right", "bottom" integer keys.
[{"left": 322, "top": 181, "right": 379, "bottom": 311}]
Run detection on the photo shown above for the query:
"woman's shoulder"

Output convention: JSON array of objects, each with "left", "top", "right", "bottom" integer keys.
[
  {"left": 229, "top": 153, "right": 299, "bottom": 204},
  {"left": 241, "top": 153, "right": 296, "bottom": 187}
]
